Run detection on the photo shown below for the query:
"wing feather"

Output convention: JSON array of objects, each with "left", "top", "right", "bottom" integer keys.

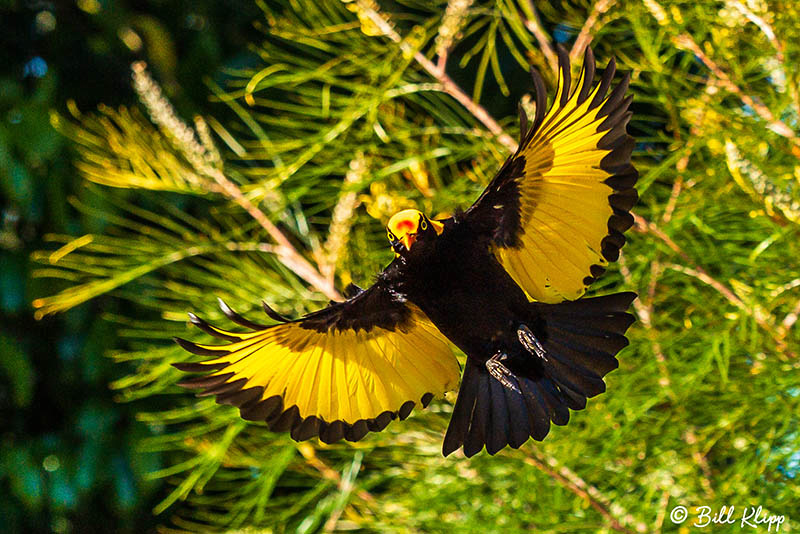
[
  {"left": 463, "top": 47, "right": 638, "bottom": 302},
  {"left": 174, "top": 283, "right": 459, "bottom": 443}
]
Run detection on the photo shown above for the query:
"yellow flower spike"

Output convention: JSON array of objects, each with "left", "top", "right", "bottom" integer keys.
[{"left": 404, "top": 159, "right": 433, "bottom": 197}]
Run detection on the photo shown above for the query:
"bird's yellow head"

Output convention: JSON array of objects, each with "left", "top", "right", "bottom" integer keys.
[{"left": 387, "top": 209, "right": 444, "bottom": 257}]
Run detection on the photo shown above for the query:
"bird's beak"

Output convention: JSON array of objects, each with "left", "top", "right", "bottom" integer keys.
[
  {"left": 390, "top": 234, "right": 416, "bottom": 257},
  {"left": 400, "top": 233, "right": 416, "bottom": 251}
]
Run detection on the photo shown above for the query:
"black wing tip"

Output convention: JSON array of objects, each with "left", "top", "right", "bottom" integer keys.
[
  {"left": 529, "top": 64, "right": 544, "bottom": 89},
  {"left": 237, "top": 404, "right": 406, "bottom": 444},
  {"left": 240, "top": 395, "right": 283, "bottom": 422},
  {"left": 197, "top": 377, "right": 247, "bottom": 397},
  {"left": 171, "top": 361, "right": 228, "bottom": 373},
  {"left": 343, "top": 283, "right": 365, "bottom": 299},
  {"left": 528, "top": 66, "right": 547, "bottom": 134},
  {"left": 583, "top": 46, "right": 595, "bottom": 69},
  {"left": 524, "top": 46, "right": 610, "bottom": 145},
  {"left": 217, "top": 297, "right": 234, "bottom": 316},
  {"left": 185, "top": 312, "right": 242, "bottom": 341},
  {"left": 217, "top": 297, "right": 268, "bottom": 330},
  {"left": 398, "top": 400, "right": 415, "bottom": 420},
  {"left": 577, "top": 47, "right": 597, "bottom": 104},
  {"left": 588, "top": 56, "right": 618, "bottom": 110},
  {"left": 216, "top": 385, "right": 264, "bottom": 406},
  {"left": 261, "top": 300, "right": 290, "bottom": 322},
  {"left": 606, "top": 56, "right": 617, "bottom": 77},
  {"left": 171, "top": 361, "right": 201, "bottom": 373},
  {"left": 585, "top": 60, "right": 636, "bottom": 276},
  {"left": 517, "top": 102, "right": 529, "bottom": 146},
  {"left": 555, "top": 45, "right": 571, "bottom": 107},
  {"left": 176, "top": 372, "right": 235, "bottom": 390},
  {"left": 173, "top": 336, "right": 229, "bottom": 357},
  {"left": 555, "top": 43, "right": 570, "bottom": 68},
  {"left": 615, "top": 290, "right": 638, "bottom": 302}
]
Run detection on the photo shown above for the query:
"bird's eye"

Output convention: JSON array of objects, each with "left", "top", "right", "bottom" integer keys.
[
  {"left": 420, "top": 218, "right": 428, "bottom": 231},
  {"left": 387, "top": 231, "right": 395, "bottom": 241}
]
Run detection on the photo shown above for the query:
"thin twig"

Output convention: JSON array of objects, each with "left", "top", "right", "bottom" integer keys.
[
  {"left": 634, "top": 214, "right": 794, "bottom": 358},
  {"left": 520, "top": 0, "right": 559, "bottom": 75},
  {"left": 671, "top": 34, "right": 799, "bottom": 147},
  {"left": 684, "top": 428, "right": 714, "bottom": 499},
  {"left": 729, "top": 1, "right": 784, "bottom": 63},
  {"left": 634, "top": 215, "right": 745, "bottom": 306},
  {"left": 778, "top": 298, "right": 800, "bottom": 339},
  {"left": 296, "top": 443, "right": 375, "bottom": 505},
  {"left": 132, "top": 62, "right": 341, "bottom": 302},
  {"left": 642, "top": 0, "right": 796, "bottom": 145},
  {"left": 654, "top": 488, "right": 670, "bottom": 534},
  {"left": 321, "top": 155, "right": 367, "bottom": 283},
  {"left": 570, "top": 0, "right": 616, "bottom": 61},
  {"left": 204, "top": 166, "right": 342, "bottom": 301},
  {"left": 662, "top": 84, "right": 708, "bottom": 224},
  {"left": 521, "top": 453, "right": 645, "bottom": 534},
  {"left": 662, "top": 170, "right": 684, "bottom": 224},
  {"left": 437, "top": 50, "right": 448, "bottom": 73},
  {"left": 619, "top": 255, "right": 674, "bottom": 395},
  {"left": 665, "top": 262, "right": 794, "bottom": 358},
  {"left": 357, "top": 1, "right": 517, "bottom": 151},
  {"left": 634, "top": 213, "right": 745, "bottom": 309}
]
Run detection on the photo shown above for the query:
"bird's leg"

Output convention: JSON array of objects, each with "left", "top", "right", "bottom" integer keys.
[
  {"left": 518, "top": 324, "right": 548, "bottom": 362},
  {"left": 485, "top": 351, "right": 521, "bottom": 394}
]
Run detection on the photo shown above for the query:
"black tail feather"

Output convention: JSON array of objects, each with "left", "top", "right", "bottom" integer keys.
[{"left": 442, "top": 292, "right": 636, "bottom": 457}]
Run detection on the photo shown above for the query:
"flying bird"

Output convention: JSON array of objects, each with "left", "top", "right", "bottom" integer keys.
[{"left": 174, "top": 47, "right": 638, "bottom": 457}]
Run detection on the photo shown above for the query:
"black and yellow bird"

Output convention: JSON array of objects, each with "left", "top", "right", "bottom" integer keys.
[{"left": 174, "top": 48, "right": 638, "bottom": 457}]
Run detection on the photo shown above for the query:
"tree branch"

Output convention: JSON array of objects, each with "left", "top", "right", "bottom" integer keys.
[
  {"left": 203, "top": 166, "right": 342, "bottom": 301},
  {"left": 520, "top": 0, "right": 559, "bottom": 75},
  {"left": 521, "top": 452, "right": 646, "bottom": 534},
  {"left": 132, "top": 61, "right": 342, "bottom": 302},
  {"left": 296, "top": 443, "right": 375, "bottom": 506},
  {"left": 357, "top": 1, "right": 517, "bottom": 152},
  {"left": 671, "top": 34, "right": 799, "bottom": 149},
  {"left": 570, "top": 0, "right": 616, "bottom": 61}
]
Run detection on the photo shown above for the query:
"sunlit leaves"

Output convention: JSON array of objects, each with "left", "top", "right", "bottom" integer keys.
[
  {"left": 31, "top": 190, "right": 287, "bottom": 318},
  {"left": 51, "top": 106, "right": 213, "bottom": 195}
]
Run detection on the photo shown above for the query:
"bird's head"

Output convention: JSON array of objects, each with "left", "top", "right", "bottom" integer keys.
[{"left": 386, "top": 208, "right": 444, "bottom": 258}]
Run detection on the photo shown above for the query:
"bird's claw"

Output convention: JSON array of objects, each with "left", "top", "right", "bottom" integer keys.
[
  {"left": 518, "top": 324, "right": 548, "bottom": 361},
  {"left": 486, "top": 351, "right": 521, "bottom": 394}
]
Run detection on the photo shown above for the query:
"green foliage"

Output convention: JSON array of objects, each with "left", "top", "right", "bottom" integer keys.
[{"left": 32, "top": 0, "right": 800, "bottom": 532}]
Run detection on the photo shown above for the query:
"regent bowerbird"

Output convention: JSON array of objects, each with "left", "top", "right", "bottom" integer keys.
[{"left": 174, "top": 47, "right": 639, "bottom": 458}]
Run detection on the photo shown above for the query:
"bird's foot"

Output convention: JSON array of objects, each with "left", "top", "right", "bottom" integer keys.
[
  {"left": 485, "top": 351, "right": 521, "bottom": 394},
  {"left": 518, "top": 324, "right": 548, "bottom": 361}
]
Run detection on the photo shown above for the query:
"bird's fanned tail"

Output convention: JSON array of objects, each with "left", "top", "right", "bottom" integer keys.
[{"left": 442, "top": 292, "right": 636, "bottom": 457}]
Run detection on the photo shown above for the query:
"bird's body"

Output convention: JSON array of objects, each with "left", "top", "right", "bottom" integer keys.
[
  {"left": 174, "top": 47, "right": 640, "bottom": 457},
  {"left": 386, "top": 217, "right": 531, "bottom": 361}
]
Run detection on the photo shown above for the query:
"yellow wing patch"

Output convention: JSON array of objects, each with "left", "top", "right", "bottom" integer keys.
[
  {"left": 175, "top": 303, "right": 460, "bottom": 443},
  {"left": 497, "top": 49, "right": 637, "bottom": 303}
]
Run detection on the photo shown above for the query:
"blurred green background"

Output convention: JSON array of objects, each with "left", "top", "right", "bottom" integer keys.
[
  {"left": 1, "top": 1, "right": 261, "bottom": 531},
  {"left": 3, "top": 1, "right": 800, "bottom": 533}
]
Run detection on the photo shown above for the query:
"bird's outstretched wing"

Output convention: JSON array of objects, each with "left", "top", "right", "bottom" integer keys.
[
  {"left": 463, "top": 47, "right": 638, "bottom": 303},
  {"left": 174, "top": 275, "right": 460, "bottom": 444}
]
